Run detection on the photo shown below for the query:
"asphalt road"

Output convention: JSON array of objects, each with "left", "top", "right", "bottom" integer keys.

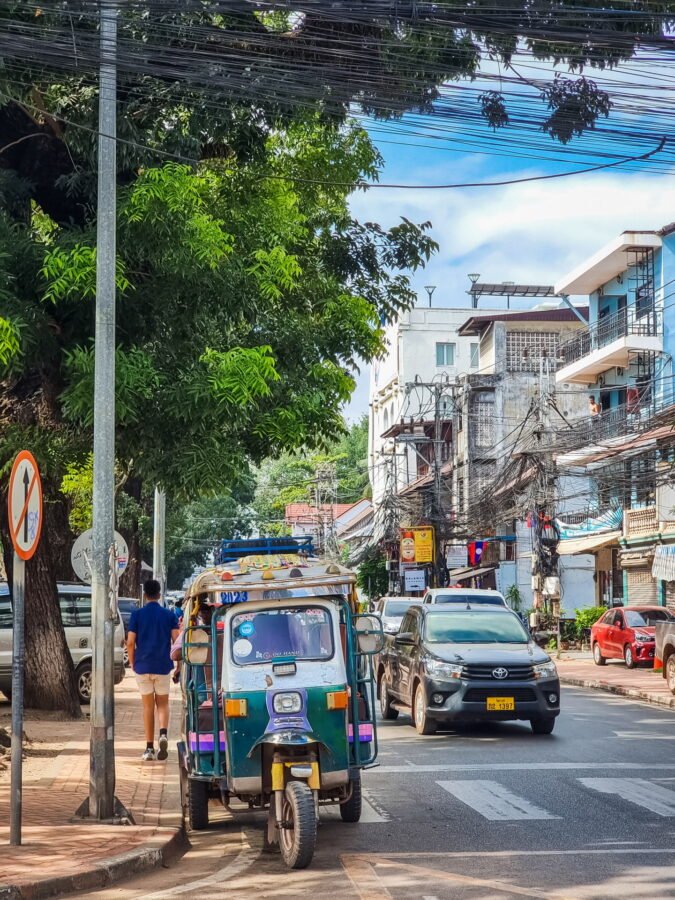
[{"left": 73, "top": 687, "right": 675, "bottom": 899}]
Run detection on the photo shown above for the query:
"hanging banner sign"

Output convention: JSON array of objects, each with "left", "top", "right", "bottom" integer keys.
[{"left": 400, "top": 527, "right": 435, "bottom": 565}]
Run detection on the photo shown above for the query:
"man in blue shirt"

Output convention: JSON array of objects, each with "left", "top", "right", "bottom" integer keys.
[{"left": 127, "top": 580, "right": 179, "bottom": 761}]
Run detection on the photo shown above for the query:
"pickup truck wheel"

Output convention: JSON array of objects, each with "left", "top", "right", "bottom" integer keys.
[
  {"left": 379, "top": 676, "right": 398, "bottom": 720},
  {"left": 666, "top": 655, "right": 675, "bottom": 695},
  {"left": 624, "top": 644, "right": 636, "bottom": 669},
  {"left": 593, "top": 642, "right": 606, "bottom": 666},
  {"left": 414, "top": 683, "right": 437, "bottom": 735},
  {"left": 76, "top": 661, "right": 92, "bottom": 704}
]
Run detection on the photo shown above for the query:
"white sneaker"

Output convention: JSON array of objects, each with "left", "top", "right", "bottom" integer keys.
[
  {"left": 157, "top": 734, "right": 169, "bottom": 761},
  {"left": 142, "top": 747, "right": 156, "bottom": 761}
]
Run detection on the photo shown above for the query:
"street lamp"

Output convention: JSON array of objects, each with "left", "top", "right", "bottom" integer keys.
[
  {"left": 468, "top": 273, "right": 480, "bottom": 309},
  {"left": 424, "top": 285, "right": 437, "bottom": 308}
]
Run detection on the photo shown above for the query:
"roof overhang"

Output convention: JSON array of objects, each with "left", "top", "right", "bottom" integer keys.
[
  {"left": 555, "top": 232, "right": 662, "bottom": 296},
  {"left": 557, "top": 530, "right": 622, "bottom": 556}
]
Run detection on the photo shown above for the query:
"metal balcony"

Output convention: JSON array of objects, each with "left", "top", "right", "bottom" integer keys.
[{"left": 556, "top": 303, "right": 662, "bottom": 385}]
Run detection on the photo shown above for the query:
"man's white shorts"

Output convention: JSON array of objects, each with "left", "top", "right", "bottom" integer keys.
[{"left": 135, "top": 673, "right": 171, "bottom": 696}]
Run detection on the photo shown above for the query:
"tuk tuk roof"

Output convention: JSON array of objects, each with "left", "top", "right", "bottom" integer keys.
[{"left": 186, "top": 555, "right": 356, "bottom": 600}]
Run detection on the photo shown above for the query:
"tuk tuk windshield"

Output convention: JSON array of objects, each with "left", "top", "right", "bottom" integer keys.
[{"left": 231, "top": 606, "right": 334, "bottom": 666}]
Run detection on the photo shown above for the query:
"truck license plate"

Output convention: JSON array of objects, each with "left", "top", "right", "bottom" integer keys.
[{"left": 487, "top": 697, "right": 515, "bottom": 711}]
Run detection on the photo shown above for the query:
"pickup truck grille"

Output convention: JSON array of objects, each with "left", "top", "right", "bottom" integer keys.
[
  {"left": 463, "top": 687, "right": 537, "bottom": 703},
  {"left": 461, "top": 664, "right": 535, "bottom": 681}
]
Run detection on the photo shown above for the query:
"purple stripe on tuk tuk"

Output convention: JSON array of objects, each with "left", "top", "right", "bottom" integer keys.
[
  {"left": 348, "top": 723, "right": 373, "bottom": 743},
  {"left": 188, "top": 731, "right": 226, "bottom": 752}
]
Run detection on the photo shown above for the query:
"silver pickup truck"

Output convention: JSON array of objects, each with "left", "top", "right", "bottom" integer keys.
[{"left": 655, "top": 621, "right": 675, "bottom": 694}]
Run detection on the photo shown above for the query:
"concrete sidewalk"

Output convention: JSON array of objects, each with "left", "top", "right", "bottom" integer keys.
[
  {"left": 0, "top": 674, "right": 186, "bottom": 899},
  {"left": 557, "top": 652, "right": 675, "bottom": 710}
]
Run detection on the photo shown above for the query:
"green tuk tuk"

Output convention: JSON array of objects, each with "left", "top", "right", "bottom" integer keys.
[{"left": 176, "top": 553, "right": 383, "bottom": 869}]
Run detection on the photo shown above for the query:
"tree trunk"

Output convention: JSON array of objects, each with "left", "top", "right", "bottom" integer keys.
[
  {"left": 118, "top": 477, "right": 143, "bottom": 599},
  {"left": 0, "top": 485, "right": 82, "bottom": 718}
]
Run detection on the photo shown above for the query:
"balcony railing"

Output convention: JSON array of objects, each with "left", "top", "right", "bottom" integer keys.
[
  {"left": 559, "top": 302, "right": 661, "bottom": 368},
  {"left": 624, "top": 506, "right": 657, "bottom": 539}
]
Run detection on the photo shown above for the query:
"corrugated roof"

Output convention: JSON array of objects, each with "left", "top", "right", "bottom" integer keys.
[{"left": 458, "top": 308, "right": 588, "bottom": 336}]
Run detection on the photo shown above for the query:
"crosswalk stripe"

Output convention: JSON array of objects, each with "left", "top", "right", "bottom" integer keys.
[
  {"left": 437, "top": 780, "right": 559, "bottom": 821},
  {"left": 579, "top": 778, "right": 675, "bottom": 817}
]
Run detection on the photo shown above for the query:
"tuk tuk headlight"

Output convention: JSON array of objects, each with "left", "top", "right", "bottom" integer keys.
[{"left": 273, "top": 692, "right": 302, "bottom": 714}]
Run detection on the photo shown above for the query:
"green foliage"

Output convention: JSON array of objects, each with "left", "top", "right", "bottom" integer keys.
[
  {"left": 61, "top": 344, "right": 160, "bottom": 427},
  {"left": 356, "top": 547, "right": 389, "bottom": 602},
  {"left": 201, "top": 346, "right": 280, "bottom": 408},
  {"left": 574, "top": 606, "right": 606, "bottom": 638},
  {"left": 60, "top": 455, "right": 94, "bottom": 533},
  {"left": 505, "top": 584, "right": 523, "bottom": 612},
  {"left": 0, "top": 315, "right": 20, "bottom": 370},
  {"left": 42, "top": 244, "right": 131, "bottom": 302}
]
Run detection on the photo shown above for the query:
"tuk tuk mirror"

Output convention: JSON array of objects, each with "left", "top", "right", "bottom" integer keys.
[
  {"left": 354, "top": 614, "right": 384, "bottom": 656},
  {"left": 184, "top": 627, "right": 209, "bottom": 665}
]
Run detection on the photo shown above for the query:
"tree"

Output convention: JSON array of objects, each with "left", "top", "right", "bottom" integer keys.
[
  {"left": 252, "top": 417, "right": 370, "bottom": 535},
  {"left": 356, "top": 547, "right": 389, "bottom": 603}
]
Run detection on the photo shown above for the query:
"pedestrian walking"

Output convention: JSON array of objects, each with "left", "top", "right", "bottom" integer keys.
[{"left": 127, "top": 579, "right": 179, "bottom": 761}]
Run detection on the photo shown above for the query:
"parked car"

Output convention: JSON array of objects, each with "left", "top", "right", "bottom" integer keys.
[
  {"left": 591, "top": 605, "right": 675, "bottom": 669},
  {"left": 377, "top": 604, "right": 560, "bottom": 735},
  {"left": 655, "top": 619, "right": 675, "bottom": 694},
  {"left": 375, "top": 596, "right": 422, "bottom": 634},
  {"left": 423, "top": 587, "right": 508, "bottom": 607},
  {"left": 117, "top": 596, "right": 141, "bottom": 665},
  {"left": 0, "top": 581, "right": 126, "bottom": 703}
]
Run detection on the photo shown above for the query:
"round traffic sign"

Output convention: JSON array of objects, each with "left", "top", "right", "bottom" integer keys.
[
  {"left": 71, "top": 529, "right": 129, "bottom": 585},
  {"left": 8, "top": 450, "right": 43, "bottom": 561}
]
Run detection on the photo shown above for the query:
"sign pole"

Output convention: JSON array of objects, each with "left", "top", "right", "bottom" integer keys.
[
  {"left": 9, "top": 553, "right": 25, "bottom": 846},
  {"left": 7, "top": 449, "right": 43, "bottom": 847}
]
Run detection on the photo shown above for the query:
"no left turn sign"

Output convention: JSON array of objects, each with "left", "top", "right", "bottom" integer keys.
[{"left": 8, "top": 450, "right": 43, "bottom": 561}]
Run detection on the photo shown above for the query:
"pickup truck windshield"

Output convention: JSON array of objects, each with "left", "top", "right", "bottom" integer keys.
[
  {"left": 431, "top": 593, "right": 504, "bottom": 606},
  {"left": 231, "top": 606, "right": 334, "bottom": 665},
  {"left": 425, "top": 611, "right": 529, "bottom": 644}
]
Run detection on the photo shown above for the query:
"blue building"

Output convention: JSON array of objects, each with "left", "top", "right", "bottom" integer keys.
[{"left": 554, "top": 225, "right": 675, "bottom": 608}]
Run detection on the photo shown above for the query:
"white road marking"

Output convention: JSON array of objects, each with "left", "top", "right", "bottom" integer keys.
[
  {"left": 139, "top": 838, "right": 259, "bottom": 899},
  {"left": 437, "top": 780, "right": 559, "bottom": 821},
  {"left": 372, "top": 762, "right": 675, "bottom": 774},
  {"left": 360, "top": 796, "right": 391, "bottom": 823},
  {"left": 612, "top": 731, "right": 675, "bottom": 740},
  {"left": 580, "top": 778, "right": 675, "bottom": 817}
]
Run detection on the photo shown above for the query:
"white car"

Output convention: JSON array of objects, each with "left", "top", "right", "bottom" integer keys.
[
  {"left": 0, "top": 581, "right": 126, "bottom": 704},
  {"left": 422, "top": 587, "right": 508, "bottom": 607},
  {"left": 375, "top": 596, "right": 423, "bottom": 634}
]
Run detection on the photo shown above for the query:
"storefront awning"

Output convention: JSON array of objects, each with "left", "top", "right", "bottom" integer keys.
[
  {"left": 557, "top": 530, "right": 621, "bottom": 556},
  {"left": 450, "top": 566, "right": 496, "bottom": 581}
]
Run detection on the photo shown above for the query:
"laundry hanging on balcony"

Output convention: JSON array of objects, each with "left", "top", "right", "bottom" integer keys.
[{"left": 556, "top": 507, "right": 623, "bottom": 540}]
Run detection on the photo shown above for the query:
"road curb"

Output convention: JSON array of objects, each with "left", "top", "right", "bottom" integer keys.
[
  {"left": 560, "top": 675, "right": 675, "bottom": 710},
  {"left": 0, "top": 827, "right": 189, "bottom": 900}
]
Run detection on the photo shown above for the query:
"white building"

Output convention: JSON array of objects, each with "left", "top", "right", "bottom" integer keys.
[{"left": 368, "top": 306, "right": 505, "bottom": 505}]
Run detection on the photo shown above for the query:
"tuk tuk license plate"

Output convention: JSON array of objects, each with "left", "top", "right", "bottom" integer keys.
[{"left": 487, "top": 697, "right": 515, "bottom": 711}]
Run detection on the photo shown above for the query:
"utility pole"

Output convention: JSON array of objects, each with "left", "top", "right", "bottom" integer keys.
[
  {"left": 88, "top": 0, "right": 118, "bottom": 821},
  {"left": 153, "top": 487, "right": 166, "bottom": 600}
]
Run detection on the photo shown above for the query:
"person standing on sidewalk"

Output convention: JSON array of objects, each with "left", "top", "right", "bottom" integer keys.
[{"left": 127, "top": 580, "right": 179, "bottom": 761}]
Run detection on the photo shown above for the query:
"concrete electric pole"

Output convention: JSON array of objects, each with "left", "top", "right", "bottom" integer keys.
[{"left": 88, "top": 0, "right": 119, "bottom": 821}]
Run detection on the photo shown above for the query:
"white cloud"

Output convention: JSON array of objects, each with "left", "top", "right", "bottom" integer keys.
[{"left": 344, "top": 166, "right": 675, "bottom": 418}]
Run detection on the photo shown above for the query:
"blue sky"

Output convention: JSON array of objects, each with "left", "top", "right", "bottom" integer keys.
[{"left": 344, "top": 79, "right": 675, "bottom": 421}]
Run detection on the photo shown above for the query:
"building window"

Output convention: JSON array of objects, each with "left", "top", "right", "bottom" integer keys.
[
  {"left": 505, "top": 331, "right": 559, "bottom": 373},
  {"left": 436, "top": 342, "right": 455, "bottom": 366},
  {"left": 383, "top": 408, "right": 389, "bottom": 431},
  {"left": 470, "top": 343, "right": 480, "bottom": 368},
  {"left": 474, "top": 392, "right": 495, "bottom": 448}
]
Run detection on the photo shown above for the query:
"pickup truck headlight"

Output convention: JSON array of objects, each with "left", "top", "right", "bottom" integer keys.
[
  {"left": 533, "top": 661, "right": 558, "bottom": 680},
  {"left": 425, "top": 658, "right": 463, "bottom": 680},
  {"left": 635, "top": 633, "right": 652, "bottom": 643}
]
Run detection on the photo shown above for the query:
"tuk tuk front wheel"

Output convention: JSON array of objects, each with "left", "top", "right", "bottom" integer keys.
[
  {"left": 340, "top": 772, "right": 362, "bottom": 823},
  {"left": 279, "top": 781, "right": 316, "bottom": 869},
  {"left": 188, "top": 777, "right": 209, "bottom": 831}
]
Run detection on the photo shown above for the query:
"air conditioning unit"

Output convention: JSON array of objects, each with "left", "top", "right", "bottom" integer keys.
[{"left": 543, "top": 576, "right": 560, "bottom": 597}]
